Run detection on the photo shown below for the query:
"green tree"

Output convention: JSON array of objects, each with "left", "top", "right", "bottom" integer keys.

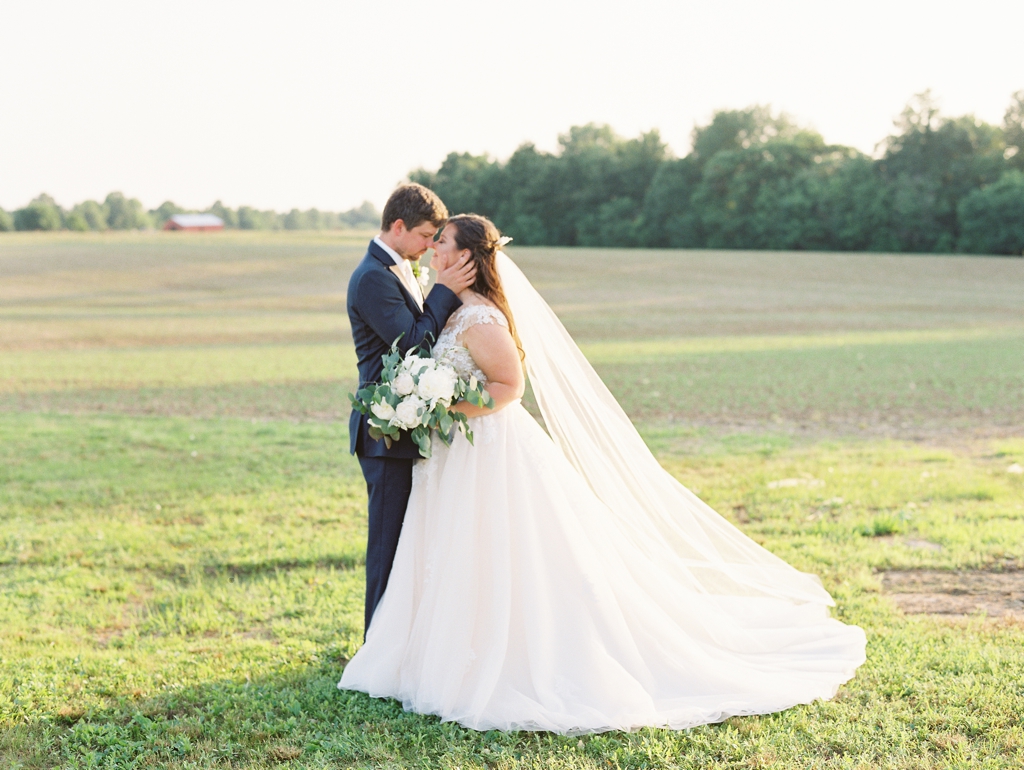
[
  {"left": 492, "top": 143, "right": 558, "bottom": 245},
  {"left": 307, "top": 209, "right": 328, "bottom": 230},
  {"left": 105, "top": 192, "right": 150, "bottom": 230},
  {"left": 14, "top": 194, "right": 63, "bottom": 231},
  {"left": 641, "top": 108, "right": 807, "bottom": 249},
  {"left": 691, "top": 131, "right": 841, "bottom": 249},
  {"left": 237, "top": 206, "right": 274, "bottom": 230},
  {"left": 577, "top": 197, "right": 643, "bottom": 247},
  {"left": 65, "top": 212, "right": 90, "bottom": 231},
  {"left": 555, "top": 124, "right": 668, "bottom": 245},
  {"left": 149, "top": 201, "right": 184, "bottom": 229},
  {"left": 817, "top": 156, "right": 897, "bottom": 251},
  {"left": 206, "top": 201, "right": 238, "bottom": 228},
  {"left": 879, "top": 91, "right": 1006, "bottom": 252},
  {"left": 342, "top": 201, "right": 381, "bottom": 228},
  {"left": 282, "top": 209, "right": 306, "bottom": 230},
  {"left": 411, "top": 152, "right": 502, "bottom": 218},
  {"left": 1003, "top": 90, "right": 1024, "bottom": 172},
  {"left": 71, "top": 200, "right": 110, "bottom": 231},
  {"left": 0, "top": 208, "right": 15, "bottom": 232},
  {"left": 691, "top": 106, "right": 801, "bottom": 161},
  {"left": 957, "top": 170, "right": 1024, "bottom": 255},
  {"left": 639, "top": 156, "right": 703, "bottom": 247}
]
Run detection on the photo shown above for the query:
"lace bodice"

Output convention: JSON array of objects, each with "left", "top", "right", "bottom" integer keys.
[{"left": 432, "top": 304, "right": 509, "bottom": 385}]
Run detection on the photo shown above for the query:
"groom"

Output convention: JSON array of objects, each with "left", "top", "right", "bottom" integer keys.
[{"left": 348, "top": 183, "right": 475, "bottom": 635}]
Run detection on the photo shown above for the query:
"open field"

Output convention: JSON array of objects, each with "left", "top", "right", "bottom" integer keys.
[
  {"left": 3, "top": 232, "right": 1024, "bottom": 437},
  {"left": 1, "top": 232, "right": 1024, "bottom": 768}
]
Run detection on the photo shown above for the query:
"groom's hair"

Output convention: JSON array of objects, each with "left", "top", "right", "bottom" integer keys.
[{"left": 381, "top": 184, "right": 448, "bottom": 233}]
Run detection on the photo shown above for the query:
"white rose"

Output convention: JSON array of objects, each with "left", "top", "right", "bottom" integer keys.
[
  {"left": 393, "top": 396, "right": 426, "bottom": 429},
  {"left": 406, "top": 355, "right": 435, "bottom": 375},
  {"left": 392, "top": 371, "right": 415, "bottom": 396},
  {"left": 417, "top": 365, "right": 457, "bottom": 404},
  {"left": 370, "top": 401, "right": 396, "bottom": 422}
]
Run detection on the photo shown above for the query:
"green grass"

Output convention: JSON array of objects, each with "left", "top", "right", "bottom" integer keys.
[
  {"left": 4, "top": 330, "right": 1022, "bottom": 432},
  {"left": 2, "top": 414, "right": 1024, "bottom": 768},
  {"left": 2, "top": 232, "right": 1024, "bottom": 767}
]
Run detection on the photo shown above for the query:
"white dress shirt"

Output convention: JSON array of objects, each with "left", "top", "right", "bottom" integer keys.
[{"left": 373, "top": 236, "right": 424, "bottom": 310}]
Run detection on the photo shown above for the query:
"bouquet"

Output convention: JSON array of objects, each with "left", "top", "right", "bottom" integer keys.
[{"left": 349, "top": 339, "right": 494, "bottom": 458}]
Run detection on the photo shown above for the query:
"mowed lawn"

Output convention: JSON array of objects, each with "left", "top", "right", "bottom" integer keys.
[{"left": 1, "top": 232, "right": 1024, "bottom": 769}]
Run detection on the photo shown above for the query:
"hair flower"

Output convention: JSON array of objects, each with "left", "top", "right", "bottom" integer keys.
[{"left": 497, "top": 236, "right": 513, "bottom": 248}]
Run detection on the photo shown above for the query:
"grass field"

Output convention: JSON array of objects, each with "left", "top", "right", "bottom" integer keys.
[{"left": 1, "top": 232, "right": 1023, "bottom": 768}]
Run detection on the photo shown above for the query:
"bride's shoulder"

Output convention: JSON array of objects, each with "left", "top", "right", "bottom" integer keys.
[{"left": 458, "top": 299, "right": 508, "bottom": 329}]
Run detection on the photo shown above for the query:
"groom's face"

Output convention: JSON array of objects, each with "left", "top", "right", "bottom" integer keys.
[{"left": 392, "top": 219, "right": 440, "bottom": 261}]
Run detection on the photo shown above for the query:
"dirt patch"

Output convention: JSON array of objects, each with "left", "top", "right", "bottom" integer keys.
[{"left": 882, "top": 570, "right": 1024, "bottom": 617}]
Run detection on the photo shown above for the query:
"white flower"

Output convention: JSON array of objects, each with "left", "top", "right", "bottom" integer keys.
[
  {"left": 393, "top": 371, "right": 415, "bottom": 396},
  {"left": 406, "top": 355, "right": 436, "bottom": 376},
  {"left": 417, "top": 365, "right": 458, "bottom": 404},
  {"left": 392, "top": 396, "right": 426, "bottom": 429},
  {"left": 370, "top": 401, "right": 396, "bottom": 422},
  {"left": 417, "top": 268, "right": 431, "bottom": 287}
]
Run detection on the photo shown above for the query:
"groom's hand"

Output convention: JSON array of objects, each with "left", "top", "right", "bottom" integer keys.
[{"left": 434, "top": 253, "right": 476, "bottom": 294}]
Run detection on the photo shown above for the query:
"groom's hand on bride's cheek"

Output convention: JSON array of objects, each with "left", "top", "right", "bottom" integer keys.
[{"left": 436, "top": 253, "right": 476, "bottom": 294}]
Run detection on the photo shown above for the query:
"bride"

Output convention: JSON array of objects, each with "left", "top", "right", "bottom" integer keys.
[{"left": 339, "top": 214, "right": 866, "bottom": 733}]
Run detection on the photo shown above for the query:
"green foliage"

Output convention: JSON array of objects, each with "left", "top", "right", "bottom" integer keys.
[
  {"left": 349, "top": 339, "right": 491, "bottom": 458},
  {"left": 415, "top": 91, "right": 1024, "bottom": 255},
  {"left": 14, "top": 194, "right": 63, "bottom": 231},
  {"left": 957, "top": 170, "right": 1024, "bottom": 255},
  {"left": 1003, "top": 90, "right": 1024, "bottom": 172},
  {"left": 105, "top": 191, "right": 151, "bottom": 230},
  {"left": 149, "top": 200, "right": 185, "bottom": 229},
  {"left": 1, "top": 195, "right": 380, "bottom": 234},
  {"left": 283, "top": 208, "right": 306, "bottom": 230},
  {"left": 414, "top": 125, "right": 668, "bottom": 247},
  {"left": 71, "top": 199, "right": 110, "bottom": 231},
  {"left": 640, "top": 156, "right": 703, "bottom": 247},
  {"left": 340, "top": 200, "right": 381, "bottom": 228},
  {"left": 878, "top": 92, "right": 1007, "bottom": 253},
  {"left": 206, "top": 199, "right": 238, "bottom": 228},
  {"left": 236, "top": 205, "right": 276, "bottom": 230}
]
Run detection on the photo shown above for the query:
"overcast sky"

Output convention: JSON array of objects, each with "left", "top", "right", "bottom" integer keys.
[{"left": 2, "top": 0, "right": 1022, "bottom": 213}]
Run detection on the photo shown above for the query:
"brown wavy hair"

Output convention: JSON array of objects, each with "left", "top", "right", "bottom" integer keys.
[
  {"left": 447, "top": 214, "right": 524, "bottom": 363},
  {"left": 381, "top": 183, "right": 448, "bottom": 232}
]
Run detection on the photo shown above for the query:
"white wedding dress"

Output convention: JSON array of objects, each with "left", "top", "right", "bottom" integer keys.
[{"left": 339, "top": 255, "right": 866, "bottom": 734}]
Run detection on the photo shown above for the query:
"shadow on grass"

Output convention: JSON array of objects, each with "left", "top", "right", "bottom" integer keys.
[
  {"left": 2, "top": 656, "right": 625, "bottom": 769},
  {"left": 203, "top": 553, "right": 365, "bottom": 579}
]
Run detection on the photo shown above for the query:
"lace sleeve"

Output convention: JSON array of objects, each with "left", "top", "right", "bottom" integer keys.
[{"left": 453, "top": 305, "right": 508, "bottom": 343}]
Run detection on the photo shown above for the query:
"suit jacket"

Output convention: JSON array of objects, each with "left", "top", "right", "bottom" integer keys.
[{"left": 347, "top": 239, "right": 463, "bottom": 458}]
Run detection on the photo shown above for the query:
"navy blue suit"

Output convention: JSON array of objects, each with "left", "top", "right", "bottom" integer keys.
[{"left": 347, "top": 240, "right": 462, "bottom": 633}]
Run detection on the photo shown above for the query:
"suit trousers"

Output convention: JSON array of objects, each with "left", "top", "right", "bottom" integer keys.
[{"left": 358, "top": 455, "right": 414, "bottom": 636}]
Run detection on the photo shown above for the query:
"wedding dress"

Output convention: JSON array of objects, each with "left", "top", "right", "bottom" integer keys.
[{"left": 339, "top": 254, "right": 866, "bottom": 733}]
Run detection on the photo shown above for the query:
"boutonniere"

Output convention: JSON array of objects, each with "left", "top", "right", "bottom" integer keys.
[{"left": 411, "top": 260, "right": 431, "bottom": 288}]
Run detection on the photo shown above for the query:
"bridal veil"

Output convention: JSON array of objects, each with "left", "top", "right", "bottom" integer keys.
[{"left": 497, "top": 252, "right": 838, "bottom": 609}]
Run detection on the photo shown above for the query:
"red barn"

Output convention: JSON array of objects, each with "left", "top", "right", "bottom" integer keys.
[{"left": 164, "top": 214, "right": 224, "bottom": 232}]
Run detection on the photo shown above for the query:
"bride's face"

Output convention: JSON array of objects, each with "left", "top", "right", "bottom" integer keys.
[{"left": 430, "top": 224, "right": 469, "bottom": 271}]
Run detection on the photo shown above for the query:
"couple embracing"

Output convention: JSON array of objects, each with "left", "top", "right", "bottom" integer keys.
[{"left": 338, "top": 184, "right": 866, "bottom": 734}]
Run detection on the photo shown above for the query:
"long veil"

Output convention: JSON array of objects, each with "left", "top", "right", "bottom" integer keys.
[{"left": 496, "top": 252, "right": 834, "bottom": 608}]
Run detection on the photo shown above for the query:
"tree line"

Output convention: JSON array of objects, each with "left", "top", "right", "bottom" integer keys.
[
  {"left": 410, "top": 90, "right": 1024, "bottom": 255},
  {"left": 0, "top": 194, "right": 381, "bottom": 233}
]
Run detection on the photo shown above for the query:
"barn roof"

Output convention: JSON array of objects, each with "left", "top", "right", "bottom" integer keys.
[{"left": 169, "top": 214, "right": 224, "bottom": 228}]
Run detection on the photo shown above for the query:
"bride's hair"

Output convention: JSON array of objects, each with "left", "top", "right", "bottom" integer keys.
[{"left": 447, "top": 214, "right": 524, "bottom": 363}]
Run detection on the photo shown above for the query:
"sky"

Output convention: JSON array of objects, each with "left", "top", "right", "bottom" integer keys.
[{"left": 2, "top": 0, "right": 1023, "bottom": 213}]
